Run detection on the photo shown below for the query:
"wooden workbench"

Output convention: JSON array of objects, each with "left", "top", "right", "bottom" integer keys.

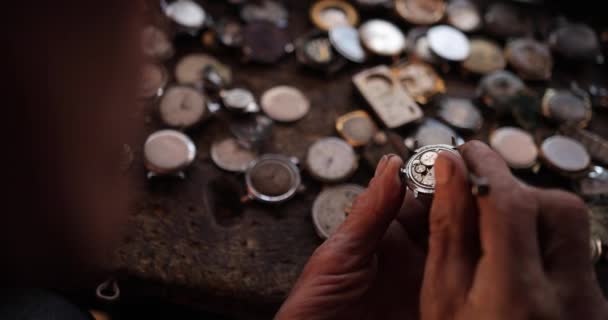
[{"left": 112, "top": 1, "right": 608, "bottom": 319}]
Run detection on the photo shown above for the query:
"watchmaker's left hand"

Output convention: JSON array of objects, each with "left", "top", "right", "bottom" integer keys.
[{"left": 275, "top": 155, "right": 427, "bottom": 320}]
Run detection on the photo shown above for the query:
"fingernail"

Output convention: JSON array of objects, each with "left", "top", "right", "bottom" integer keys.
[
  {"left": 374, "top": 155, "right": 389, "bottom": 177},
  {"left": 435, "top": 152, "right": 454, "bottom": 186}
]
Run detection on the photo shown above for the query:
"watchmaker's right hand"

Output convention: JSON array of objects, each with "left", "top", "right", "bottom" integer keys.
[{"left": 421, "top": 141, "right": 608, "bottom": 320}]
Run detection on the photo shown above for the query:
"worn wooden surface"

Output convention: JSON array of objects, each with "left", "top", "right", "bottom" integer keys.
[{"left": 113, "top": 1, "right": 608, "bottom": 319}]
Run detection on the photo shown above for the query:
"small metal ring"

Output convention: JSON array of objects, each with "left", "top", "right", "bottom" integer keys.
[{"left": 96, "top": 279, "right": 120, "bottom": 302}]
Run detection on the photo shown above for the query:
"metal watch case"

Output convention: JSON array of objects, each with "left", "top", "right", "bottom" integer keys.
[{"left": 400, "top": 144, "right": 458, "bottom": 197}]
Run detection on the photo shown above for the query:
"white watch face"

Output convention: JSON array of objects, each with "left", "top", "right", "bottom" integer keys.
[
  {"left": 427, "top": 25, "right": 471, "bottom": 61},
  {"left": 307, "top": 137, "right": 357, "bottom": 182},
  {"left": 402, "top": 144, "right": 458, "bottom": 195},
  {"left": 359, "top": 20, "right": 406, "bottom": 57}
]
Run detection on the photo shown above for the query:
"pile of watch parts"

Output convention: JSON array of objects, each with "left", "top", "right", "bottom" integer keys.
[{"left": 140, "top": 0, "right": 608, "bottom": 262}]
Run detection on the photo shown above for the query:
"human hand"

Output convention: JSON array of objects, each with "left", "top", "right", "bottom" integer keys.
[
  {"left": 421, "top": 141, "right": 608, "bottom": 320},
  {"left": 275, "top": 155, "right": 428, "bottom": 320}
]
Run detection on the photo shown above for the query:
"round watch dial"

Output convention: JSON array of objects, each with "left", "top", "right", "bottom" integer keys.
[
  {"left": 310, "top": 0, "right": 359, "bottom": 31},
  {"left": 261, "top": 86, "right": 310, "bottom": 122},
  {"left": 542, "top": 89, "right": 592, "bottom": 128},
  {"left": 336, "top": 110, "right": 377, "bottom": 147},
  {"left": 164, "top": 0, "right": 207, "bottom": 29},
  {"left": 438, "top": 97, "right": 483, "bottom": 132},
  {"left": 141, "top": 25, "right": 174, "bottom": 61},
  {"left": 211, "top": 138, "right": 257, "bottom": 172},
  {"left": 140, "top": 63, "right": 168, "bottom": 99},
  {"left": 245, "top": 154, "right": 301, "bottom": 203},
  {"left": 329, "top": 26, "right": 366, "bottom": 63},
  {"left": 312, "top": 184, "right": 365, "bottom": 239},
  {"left": 144, "top": 130, "right": 197, "bottom": 175},
  {"left": 506, "top": 38, "right": 553, "bottom": 81},
  {"left": 490, "top": 127, "right": 538, "bottom": 170},
  {"left": 541, "top": 135, "right": 591, "bottom": 175},
  {"left": 307, "top": 137, "right": 358, "bottom": 183},
  {"left": 462, "top": 38, "right": 506, "bottom": 75},
  {"left": 395, "top": 0, "right": 445, "bottom": 26},
  {"left": 159, "top": 86, "right": 206, "bottom": 128},
  {"left": 401, "top": 144, "right": 458, "bottom": 195},
  {"left": 359, "top": 20, "right": 406, "bottom": 57},
  {"left": 446, "top": 0, "right": 481, "bottom": 32},
  {"left": 427, "top": 25, "right": 471, "bottom": 62},
  {"left": 175, "top": 54, "right": 232, "bottom": 87}
]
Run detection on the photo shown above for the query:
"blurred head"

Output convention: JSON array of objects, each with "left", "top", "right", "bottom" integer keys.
[{"left": 1, "top": 1, "right": 143, "bottom": 285}]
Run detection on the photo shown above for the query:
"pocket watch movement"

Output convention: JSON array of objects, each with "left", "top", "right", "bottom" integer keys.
[
  {"left": 159, "top": 86, "right": 206, "bottom": 129},
  {"left": 312, "top": 184, "right": 365, "bottom": 239},
  {"left": 336, "top": 110, "right": 378, "bottom": 147},
  {"left": 400, "top": 144, "right": 459, "bottom": 197},
  {"left": 306, "top": 137, "right": 358, "bottom": 183},
  {"left": 392, "top": 61, "right": 445, "bottom": 105},
  {"left": 489, "top": 127, "right": 539, "bottom": 170},
  {"left": 144, "top": 130, "right": 197, "bottom": 177},
  {"left": 310, "top": 0, "right": 359, "bottom": 31},
  {"left": 505, "top": 38, "right": 553, "bottom": 81},
  {"left": 261, "top": 86, "right": 310, "bottom": 122},
  {"left": 427, "top": 25, "right": 471, "bottom": 62},
  {"left": 395, "top": 0, "right": 445, "bottom": 26},
  {"left": 540, "top": 135, "right": 591, "bottom": 177},
  {"left": 541, "top": 88, "right": 592, "bottom": 129},
  {"left": 211, "top": 138, "right": 258, "bottom": 173},
  {"left": 437, "top": 97, "right": 483, "bottom": 132},
  {"left": 446, "top": 0, "right": 481, "bottom": 33},
  {"left": 353, "top": 65, "right": 423, "bottom": 129},
  {"left": 220, "top": 88, "right": 259, "bottom": 114},
  {"left": 244, "top": 154, "right": 301, "bottom": 204},
  {"left": 358, "top": 20, "right": 406, "bottom": 57},
  {"left": 462, "top": 38, "right": 506, "bottom": 75},
  {"left": 242, "top": 21, "right": 293, "bottom": 64}
]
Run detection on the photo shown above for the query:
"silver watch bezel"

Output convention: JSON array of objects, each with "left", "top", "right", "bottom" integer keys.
[{"left": 400, "top": 144, "right": 458, "bottom": 197}]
